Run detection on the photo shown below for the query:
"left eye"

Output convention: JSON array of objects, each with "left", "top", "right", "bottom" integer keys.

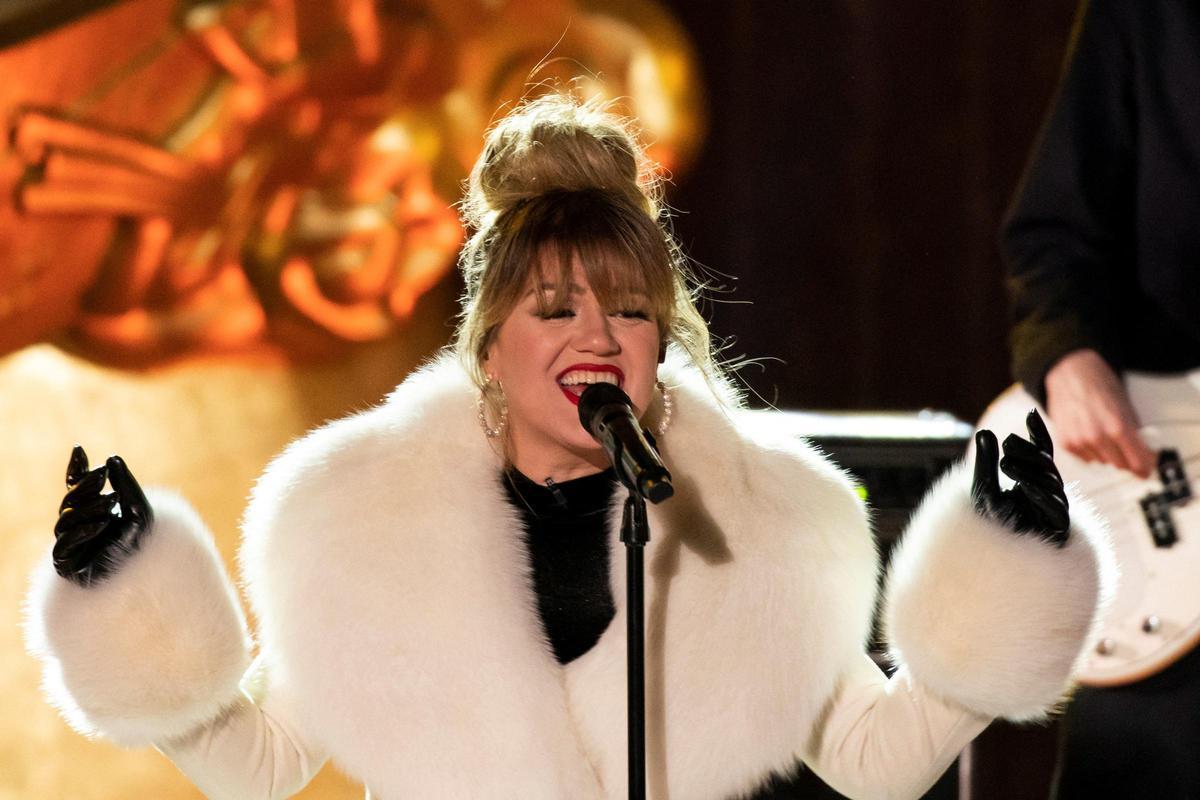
[{"left": 612, "top": 309, "right": 650, "bottom": 320}]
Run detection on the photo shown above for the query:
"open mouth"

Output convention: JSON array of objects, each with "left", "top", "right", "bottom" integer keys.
[{"left": 556, "top": 364, "right": 624, "bottom": 406}]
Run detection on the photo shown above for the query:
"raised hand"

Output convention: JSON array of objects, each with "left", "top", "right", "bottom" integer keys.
[
  {"left": 53, "top": 445, "right": 154, "bottom": 586},
  {"left": 972, "top": 409, "right": 1070, "bottom": 546}
]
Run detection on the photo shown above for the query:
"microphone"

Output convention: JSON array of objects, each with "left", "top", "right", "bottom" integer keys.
[{"left": 578, "top": 383, "right": 674, "bottom": 504}]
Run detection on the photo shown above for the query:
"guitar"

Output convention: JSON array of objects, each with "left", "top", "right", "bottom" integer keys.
[{"left": 977, "top": 372, "right": 1200, "bottom": 686}]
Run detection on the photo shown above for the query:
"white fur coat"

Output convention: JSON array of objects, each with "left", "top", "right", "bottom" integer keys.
[{"left": 25, "top": 354, "right": 1114, "bottom": 799}]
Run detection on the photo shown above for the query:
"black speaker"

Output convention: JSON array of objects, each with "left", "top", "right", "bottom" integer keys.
[{"left": 797, "top": 409, "right": 971, "bottom": 548}]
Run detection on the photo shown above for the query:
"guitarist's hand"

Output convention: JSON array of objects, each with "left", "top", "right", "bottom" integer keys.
[
  {"left": 1044, "top": 348, "right": 1154, "bottom": 478},
  {"left": 973, "top": 409, "right": 1071, "bottom": 546},
  {"left": 53, "top": 445, "right": 154, "bottom": 586}
]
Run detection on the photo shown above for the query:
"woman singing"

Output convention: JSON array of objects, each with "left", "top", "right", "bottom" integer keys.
[{"left": 27, "top": 94, "right": 1113, "bottom": 799}]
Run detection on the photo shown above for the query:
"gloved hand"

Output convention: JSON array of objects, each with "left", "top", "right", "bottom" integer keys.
[
  {"left": 53, "top": 445, "right": 154, "bottom": 586},
  {"left": 972, "top": 409, "right": 1070, "bottom": 546}
]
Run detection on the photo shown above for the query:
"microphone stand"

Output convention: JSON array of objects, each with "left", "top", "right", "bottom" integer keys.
[
  {"left": 575, "top": 382, "right": 671, "bottom": 800},
  {"left": 621, "top": 487, "right": 649, "bottom": 800}
]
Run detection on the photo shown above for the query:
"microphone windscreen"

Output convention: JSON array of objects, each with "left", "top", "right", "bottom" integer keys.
[{"left": 578, "top": 382, "right": 631, "bottom": 434}]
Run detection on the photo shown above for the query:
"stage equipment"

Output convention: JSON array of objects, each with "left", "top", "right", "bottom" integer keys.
[{"left": 748, "top": 407, "right": 973, "bottom": 549}]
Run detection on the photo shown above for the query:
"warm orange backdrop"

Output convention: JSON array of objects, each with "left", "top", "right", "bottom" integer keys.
[{"left": 1, "top": 1, "right": 704, "bottom": 796}]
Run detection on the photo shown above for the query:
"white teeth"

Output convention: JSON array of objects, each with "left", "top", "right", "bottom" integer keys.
[{"left": 558, "top": 370, "right": 620, "bottom": 386}]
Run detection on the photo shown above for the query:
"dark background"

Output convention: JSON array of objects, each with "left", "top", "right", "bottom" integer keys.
[
  {"left": 659, "top": 1, "right": 1081, "bottom": 423},
  {"left": 654, "top": 9, "right": 1086, "bottom": 792}
]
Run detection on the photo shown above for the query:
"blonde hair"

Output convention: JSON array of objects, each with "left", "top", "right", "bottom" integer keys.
[{"left": 454, "top": 93, "right": 719, "bottom": 406}]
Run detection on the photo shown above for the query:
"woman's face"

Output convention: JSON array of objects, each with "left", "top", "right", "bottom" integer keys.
[{"left": 485, "top": 257, "right": 661, "bottom": 480}]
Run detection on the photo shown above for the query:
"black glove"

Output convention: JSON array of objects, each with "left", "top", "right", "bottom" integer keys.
[
  {"left": 972, "top": 409, "right": 1070, "bottom": 546},
  {"left": 53, "top": 445, "right": 154, "bottom": 586}
]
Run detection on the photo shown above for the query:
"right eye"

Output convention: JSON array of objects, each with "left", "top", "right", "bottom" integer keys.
[{"left": 538, "top": 308, "right": 576, "bottom": 320}]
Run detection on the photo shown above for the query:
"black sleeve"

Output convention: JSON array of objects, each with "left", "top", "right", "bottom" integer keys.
[{"left": 1000, "top": 0, "right": 1136, "bottom": 404}]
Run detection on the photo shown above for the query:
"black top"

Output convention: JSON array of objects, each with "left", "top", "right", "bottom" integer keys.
[
  {"left": 1001, "top": 0, "right": 1200, "bottom": 403},
  {"left": 504, "top": 467, "right": 820, "bottom": 799},
  {"left": 504, "top": 467, "right": 618, "bottom": 664}
]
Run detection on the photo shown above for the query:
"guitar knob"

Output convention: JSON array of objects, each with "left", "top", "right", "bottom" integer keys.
[
  {"left": 1095, "top": 638, "right": 1116, "bottom": 656},
  {"left": 1142, "top": 615, "right": 1162, "bottom": 634}
]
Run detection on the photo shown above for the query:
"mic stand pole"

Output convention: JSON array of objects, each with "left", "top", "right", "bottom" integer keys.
[{"left": 622, "top": 488, "right": 649, "bottom": 800}]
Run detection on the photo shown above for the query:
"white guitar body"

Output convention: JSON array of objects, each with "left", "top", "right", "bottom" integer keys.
[{"left": 977, "top": 372, "right": 1200, "bottom": 687}]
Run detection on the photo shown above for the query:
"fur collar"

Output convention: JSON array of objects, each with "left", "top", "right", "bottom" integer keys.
[{"left": 239, "top": 353, "right": 878, "bottom": 799}]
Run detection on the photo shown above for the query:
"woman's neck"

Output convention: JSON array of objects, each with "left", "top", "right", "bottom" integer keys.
[{"left": 506, "top": 445, "right": 610, "bottom": 484}]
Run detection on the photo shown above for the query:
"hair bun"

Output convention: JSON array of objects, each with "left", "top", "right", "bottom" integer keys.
[{"left": 462, "top": 94, "right": 659, "bottom": 228}]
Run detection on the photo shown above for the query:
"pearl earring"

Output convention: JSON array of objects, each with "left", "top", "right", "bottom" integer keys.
[
  {"left": 655, "top": 381, "right": 673, "bottom": 438},
  {"left": 477, "top": 378, "right": 507, "bottom": 439}
]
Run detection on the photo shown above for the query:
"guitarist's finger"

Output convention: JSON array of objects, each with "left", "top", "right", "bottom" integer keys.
[
  {"left": 1058, "top": 434, "right": 1100, "bottom": 466},
  {"left": 1091, "top": 434, "right": 1133, "bottom": 475},
  {"left": 66, "top": 445, "right": 90, "bottom": 488},
  {"left": 1114, "top": 432, "right": 1155, "bottom": 479}
]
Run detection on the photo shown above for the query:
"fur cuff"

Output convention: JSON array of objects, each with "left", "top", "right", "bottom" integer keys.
[
  {"left": 883, "top": 464, "right": 1115, "bottom": 722},
  {"left": 24, "top": 489, "right": 252, "bottom": 747}
]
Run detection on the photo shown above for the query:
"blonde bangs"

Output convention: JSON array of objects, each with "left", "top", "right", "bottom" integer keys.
[
  {"left": 533, "top": 232, "right": 674, "bottom": 326},
  {"left": 470, "top": 190, "right": 675, "bottom": 358}
]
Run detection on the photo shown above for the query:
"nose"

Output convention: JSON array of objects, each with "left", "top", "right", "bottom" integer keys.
[{"left": 573, "top": 306, "right": 620, "bottom": 355}]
